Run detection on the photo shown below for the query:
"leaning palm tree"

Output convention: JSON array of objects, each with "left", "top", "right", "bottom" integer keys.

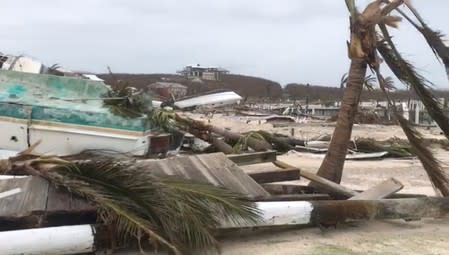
[{"left": 315, "top": 0, "right": 449, "bottom": 196}]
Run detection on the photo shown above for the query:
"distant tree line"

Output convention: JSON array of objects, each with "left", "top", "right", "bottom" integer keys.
[
  {"left": 98, "top": 73, "right": 283, "bottom": 99},
  {"left": 286, "top": 83, "right": 449, "bottom": 103},
  {"left": 98, "top": 73, "right": 448, "bottom": 103}
]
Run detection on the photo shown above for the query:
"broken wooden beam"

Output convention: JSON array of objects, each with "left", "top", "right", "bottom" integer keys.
[
  {"left": 349, "top": 178, "right": 403, "bottom": 200},
  {"left": 262, "top": 183, "right": 316, "bottom": 195},
  {"left": 273, "top": 160, "right": 357, "bottom": 198},
  {"left": 227, "top": 151, "right": 277, "bottom": 166},
  {"left": 248, "top": 168, "right": 300, "bottom": 184}
]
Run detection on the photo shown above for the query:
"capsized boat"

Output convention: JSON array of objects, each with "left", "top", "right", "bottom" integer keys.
[
  {"left": 0, "top": 70, "right": 166, "bottom": 156},
  {"left": 161, "top": 90, "right": 242, "bottom": 110}
]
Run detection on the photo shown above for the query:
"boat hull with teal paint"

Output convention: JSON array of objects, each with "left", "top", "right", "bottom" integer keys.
[{"left": 0, "top": 70, "right": 157, "bottom": 156}]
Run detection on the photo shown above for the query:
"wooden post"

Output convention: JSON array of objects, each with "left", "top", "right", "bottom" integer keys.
[
  {"left": 273, "top": 160, "right": 357, "bottom": 198},
  {"left": 248, "top": 168, "right": 300, "bottom": 184},
  {"left": 227, "top": 151, "right": 277, "bottom": 166}
]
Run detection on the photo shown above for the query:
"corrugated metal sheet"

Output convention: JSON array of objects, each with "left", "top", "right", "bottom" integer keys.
[{"left": 134, "top": 153, "right": 269, "bottom": 198}]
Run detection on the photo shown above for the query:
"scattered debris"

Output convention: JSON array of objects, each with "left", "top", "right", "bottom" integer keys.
[{"left": 0, "top": 63, "right": 449, "bottom": 255}]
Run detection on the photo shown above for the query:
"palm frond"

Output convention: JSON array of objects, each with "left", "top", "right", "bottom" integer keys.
[
  {"left": 397, "top": 4, "right": 449, "bottom": 80},
  {"left": 26, "top": 158, "right": 261, "bottom": 254},
  {"left": 148, "top": 109, "right": 176, "bottom": 130},
  {"left": 355, "top": 137, "right": 413, "bottom": 157},
  {"left": 103, "top": 85, "right": 143, "bottom": 118},
  {"left": 345, "top": 0, "right": 357, "bottom": 17},
  {"left": 340, "top": 73, "right": 349, "bottom": 89},
  {"left": 374, "top": 70, "right": 449, "bottom": 196},
  {"left": 232, "top": 132, "right": 266, "bottom": 153},
  {"left": 377, "top": 26, "right": 449, "bottom": 140},
  {"left": 340, "top": 73, "right": 376, "bottom": 90},
  {"left": 364, "top": 75, "right": 377, "bottom": 90},
  {"left": 394, "top": 112, "right": 449, "bottom": 196}
]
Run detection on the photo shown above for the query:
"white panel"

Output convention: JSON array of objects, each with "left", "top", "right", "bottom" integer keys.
[
  {"left": 29, "top": 125, "right": 149, "bottom": 156},
  {"left": 0, "top": 188, "right": 22, "bottom": 199},
  {"left": 0, "top": 225, "right": 95, "bottom": 255},
  {"left": 256, "top": 201, "right": 313, "bottom": 226},
  {"left": 221, "top": 201, "right": 314, "bottom": 228},
  {"left": 175, "top": 91, "right": 242, "bottom": 109},
  {"left": 0, "top": 120, "right": 28, "bottom": 151}
]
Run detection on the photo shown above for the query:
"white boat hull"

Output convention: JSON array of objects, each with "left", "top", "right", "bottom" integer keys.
[{"left": 0, "top": 117, "right": 151, "bottom": 156}]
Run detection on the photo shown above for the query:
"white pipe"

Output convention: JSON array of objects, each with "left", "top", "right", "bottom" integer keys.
[
  {"left": 256, "top": 201, "right": 313, "bottom": 226},
  {"left": 0, "top": 225, "right": 95, "bottom": 255},
  {"left": 222, "top": 201, "right": 314, "bottom": 228}
]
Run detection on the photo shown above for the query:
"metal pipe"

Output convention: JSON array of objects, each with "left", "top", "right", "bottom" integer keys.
[{"left": 0, "top": 225, "right": 95, "bottom": 255}]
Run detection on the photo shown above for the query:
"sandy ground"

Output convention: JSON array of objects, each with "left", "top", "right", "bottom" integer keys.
[
  {"left": 187, "top": 112, "right": 449, "bottom": 255},
  {"left": 116, "top": 113, "right": 449, "bottom": 255}
]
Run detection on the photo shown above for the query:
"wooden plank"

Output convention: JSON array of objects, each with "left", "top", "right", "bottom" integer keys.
[
  {"left": 0, "top": 176, "right": 48, "bottom": 217},
  {"left": 273, "top": 160, "right": 358, "bottom": 198},
  {"left": 262, "top": 183, "right": 316, "bottom": 195},
  {"left": 261, "top": 184, "right": 427, "bottom": 200},
  {"left": 349, "top": 178, "right": 403, "bottom": 200},
  {"left": 134, "top": 153, "right": 270, "bottom": 198},
  {"left": 387, "top": 193, "right": 427, "bottom": 199},
  {"left": 46, "top": 185, "right": 95, "bottom": 212},
  {"left": 248, "top": 168, "right": 300, "bottom": 184},
  {"left": 227, "top": 151, "right": 277, "bottom": 166}
]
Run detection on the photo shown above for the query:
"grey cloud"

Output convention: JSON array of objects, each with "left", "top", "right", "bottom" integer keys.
[{"left": 0, "top": 0, "right": 448, "bottom": 88}]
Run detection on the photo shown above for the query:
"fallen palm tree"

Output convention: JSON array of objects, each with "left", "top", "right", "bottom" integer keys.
[
  {"left": 353, "top": 138, "right": 413, "bottom": 158},
  {"left": 174, "top": 114, "right": 272, "bottom": 152}
]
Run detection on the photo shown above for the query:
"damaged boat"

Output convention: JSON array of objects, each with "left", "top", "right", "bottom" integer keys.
[{"left": 0, "top": 70, "right": 166, "bottom": 156}]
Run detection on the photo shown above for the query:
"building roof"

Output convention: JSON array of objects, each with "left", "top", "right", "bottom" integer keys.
[
  {"left": 148, "top": 82, "right": 187, "bottom": 89},
  {"left": 179, "top": 65, "right": 229, "bottom": 73}
]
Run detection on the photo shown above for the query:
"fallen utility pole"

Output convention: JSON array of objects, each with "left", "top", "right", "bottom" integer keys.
[{"left": 223, "top": 197, "right": 449, "bottom": 228}]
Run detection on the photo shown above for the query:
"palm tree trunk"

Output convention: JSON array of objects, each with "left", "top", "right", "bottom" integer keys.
[
  {"left": 175, "top": 114, "right": 272, "bottom": 151},
  {"left": 315, "top": 59, "right": 367, "bottom": 183}
]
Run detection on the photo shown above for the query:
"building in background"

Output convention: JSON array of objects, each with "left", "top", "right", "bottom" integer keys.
[
  {"left": 178, "top": 64, "right": 229, "bottom": 81},
  {"left": 148, "top": 82, "right": 188, "bottom": 99}
]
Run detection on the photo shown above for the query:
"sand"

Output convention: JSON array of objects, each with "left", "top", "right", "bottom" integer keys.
[
  {"left": 117, "top": 113, "right": 449, "bottom": 255},
  {"left": 187, "top": 112, "right": 449, "bottom": 255}
]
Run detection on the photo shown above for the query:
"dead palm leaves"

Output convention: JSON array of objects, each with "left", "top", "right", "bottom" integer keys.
[{"left": 4, "top": 156, "right": 261, "bottom": 254}]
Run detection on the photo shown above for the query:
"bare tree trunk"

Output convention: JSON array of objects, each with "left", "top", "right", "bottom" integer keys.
[
  {"left": 211, "top": 136, "right": 234, "bottom": 154},
  {"left": 175, "top": 114, "right": 272, "bottom": 151},
  {"left": 315, "top": 59, "right": 367, "bottom": 183}
]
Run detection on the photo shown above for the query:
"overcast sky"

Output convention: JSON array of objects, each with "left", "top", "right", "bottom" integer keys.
[{"left": 1, "top": 0, "right": 448, "bottom": 88}]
